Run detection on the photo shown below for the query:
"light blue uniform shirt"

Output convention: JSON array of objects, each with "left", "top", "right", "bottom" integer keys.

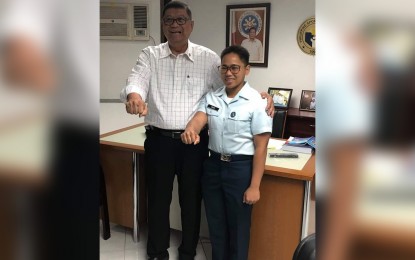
[{"left": 198, "top": 82, "right": 272, "bottom": 155}]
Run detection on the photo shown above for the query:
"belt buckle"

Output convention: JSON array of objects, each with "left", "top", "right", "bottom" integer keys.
[
  {"left": 220, "top": 154, "right": 231, "bottom": 162},
  {"left": 145, "top": 125, "right": 153, "bottom": 131},
  {"left": 172, "top": 131, "right": 181, "bottom": 139}
]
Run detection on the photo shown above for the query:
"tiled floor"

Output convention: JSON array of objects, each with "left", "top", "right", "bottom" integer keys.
[
  {"left": 100, "top": 223, "right": 212, "bottom": 260},
  {"left": 100, "top": 200, "right": 315, "bottom": 260}
]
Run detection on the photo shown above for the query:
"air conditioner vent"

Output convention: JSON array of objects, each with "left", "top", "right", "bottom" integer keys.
[
  {"left": 101, "top": 5, "right": 128, "bottom": 19},
  {"left": 133, "top": 6, "right": 148, "bottom": 28},
  {"left": 100, "top": 3, "right": 149, "bottom": 41},
  {"left": 100, "top": 23, "right": 128, "bottom": 37}
]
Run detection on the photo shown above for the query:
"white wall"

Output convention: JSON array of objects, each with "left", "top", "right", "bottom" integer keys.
[
  {"left": 101, "top": 0, "right": 315, "bottom": 108},
  {"left": 100, "top": 0, "right": 160, "bottom": 134},
  {"left": 189, "top": 0, "right": 315, "bottom": 107},
  {"left": 100, "top": 0, "right": 161, "bottom": 100}
]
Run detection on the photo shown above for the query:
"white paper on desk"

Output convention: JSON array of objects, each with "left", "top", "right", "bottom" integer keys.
[{"left": 267, "top": 139, "right": 286, "bottom": 150}]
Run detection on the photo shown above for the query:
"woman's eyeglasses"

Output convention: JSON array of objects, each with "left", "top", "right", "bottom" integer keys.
[{"left": 218, "top": 65, "right": 242, "bottom": 74}]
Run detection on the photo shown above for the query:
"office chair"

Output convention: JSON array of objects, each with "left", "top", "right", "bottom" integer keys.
[
  {"left": 292, "top": 233, "right": 315, "bottom": 260},
  {"left": 271, "top": 109, "right": 288, "bottom": 138},
  {"left": 100, "top": 165, "right": 111, "bottom": 240}
]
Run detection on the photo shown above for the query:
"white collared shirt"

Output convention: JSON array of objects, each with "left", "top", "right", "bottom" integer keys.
[
  {"left": 120, "top": 41, "right": 223, "bottom": 130},
  {"left": 241, "top": 38, "right": 263, "bottom": 61},
  {"left": 198, "top": 82, "right": 272, "bottom": 155}
]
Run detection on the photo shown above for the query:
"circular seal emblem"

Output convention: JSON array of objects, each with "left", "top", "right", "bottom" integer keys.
[
  {"left": 238, "top": 11, "right": 263, "bottom": 38},
  {"left": 297, "top": 17, "right": 315, "bottom": 55}
]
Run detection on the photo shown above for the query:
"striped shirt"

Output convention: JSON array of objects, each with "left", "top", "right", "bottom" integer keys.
[{"left": 120, "top": 41, "right": 223, "bottom": 130}]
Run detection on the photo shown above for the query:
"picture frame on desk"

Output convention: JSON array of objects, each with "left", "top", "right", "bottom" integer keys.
[
  {"left": 268, "top": 87, "right": 292, "bottom": 109},
  {"left": 299, "top": 90, "right": 316, "bottom": 112}
]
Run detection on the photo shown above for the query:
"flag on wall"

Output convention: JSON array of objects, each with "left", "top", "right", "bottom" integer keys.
[{"left": 231, "top": 11, "right": 236, "bottom": 45}]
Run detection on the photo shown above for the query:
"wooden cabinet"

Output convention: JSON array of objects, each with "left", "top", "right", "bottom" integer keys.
[{"left": 284, "top": 107, "right": 315, "bottom": 138}]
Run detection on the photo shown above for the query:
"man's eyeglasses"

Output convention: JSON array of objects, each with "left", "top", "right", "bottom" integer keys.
[
  {"left": 162, "top": 17, "right": 190, "bottom": 26},
  {"left": 218, "top": 65, "right": 242, "bottom": 74}
]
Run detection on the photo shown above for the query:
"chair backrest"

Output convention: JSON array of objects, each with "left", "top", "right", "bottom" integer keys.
[
  {"left": 292, "top": 233, "right": 316, "bottom": 260},
  {"left": 271, "top": 109, "right": 288, "bottom": 138}
]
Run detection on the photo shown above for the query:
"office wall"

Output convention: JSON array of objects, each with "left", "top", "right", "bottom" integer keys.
[
  {"left": 100, "top": 0, "right": 160, "bottom": 133},
  {"left": 189, "top": 0, "right": 315, "bottom": 107},
  {"left": 100, "top": 0, "right": 161, "bottom": 101},
  {"left": 100, "top": 0, "right": 315, "bottom": 108}
]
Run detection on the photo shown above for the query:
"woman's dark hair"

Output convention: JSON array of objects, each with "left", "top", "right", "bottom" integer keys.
[
  {"left": 162, "top": 1, "right": 192, "bottom": 19},
  {"left": 220, "top": 45, "right": 250, "bottom": 66}
]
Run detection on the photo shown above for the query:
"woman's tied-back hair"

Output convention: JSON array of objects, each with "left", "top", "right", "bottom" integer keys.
[{"left": 220, "top": 45, "right": 250, "bottom": 66}]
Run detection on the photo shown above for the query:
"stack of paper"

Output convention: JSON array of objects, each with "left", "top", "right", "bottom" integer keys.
[{"left": 281, "top": 136, "right": 315, "bottom": 154}]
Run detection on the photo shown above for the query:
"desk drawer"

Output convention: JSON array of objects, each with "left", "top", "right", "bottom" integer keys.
[{"left": 284, "top": 116, "right": 315, "bottom": 138}]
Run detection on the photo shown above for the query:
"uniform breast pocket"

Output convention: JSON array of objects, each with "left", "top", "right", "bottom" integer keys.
[
  {"left": 227, "top": 112, "right": 251, "bottom": 134},
  {"left": 206, "top": 109, "right": 220, "bottom": 130}
]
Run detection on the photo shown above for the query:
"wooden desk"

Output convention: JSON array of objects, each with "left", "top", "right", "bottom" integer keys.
[
  {"left": 100, "top": 123, "right": 147, "bottom": 242},
  {"left": 284, "top": 107, "right": 315, "bottom": 138},
  {"left": 100, "top": 124, "right": 315, "bottom": 259},
  {"left": 249, "top": 144, "right": 315, "bottom": 260}
]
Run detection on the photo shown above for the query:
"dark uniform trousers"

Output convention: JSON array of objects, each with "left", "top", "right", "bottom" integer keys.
[
  {"left": 202, "top": 156, "right": 253, "bottom": 260},
  {"left": 144, "top": 128, "right": 209, "bottom": 259}
]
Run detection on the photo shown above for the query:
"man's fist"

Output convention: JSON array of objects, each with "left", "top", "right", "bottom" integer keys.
[{"left": 125, "top": 93, "right": 147, "bottom": 117}]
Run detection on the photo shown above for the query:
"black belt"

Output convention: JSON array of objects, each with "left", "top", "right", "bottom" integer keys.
[
  {"left": 210, "top": 150, "right": 253, "bottom": 162},
  {"left": 145, "top": 125, "right": 184, "bottom": 139}
]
